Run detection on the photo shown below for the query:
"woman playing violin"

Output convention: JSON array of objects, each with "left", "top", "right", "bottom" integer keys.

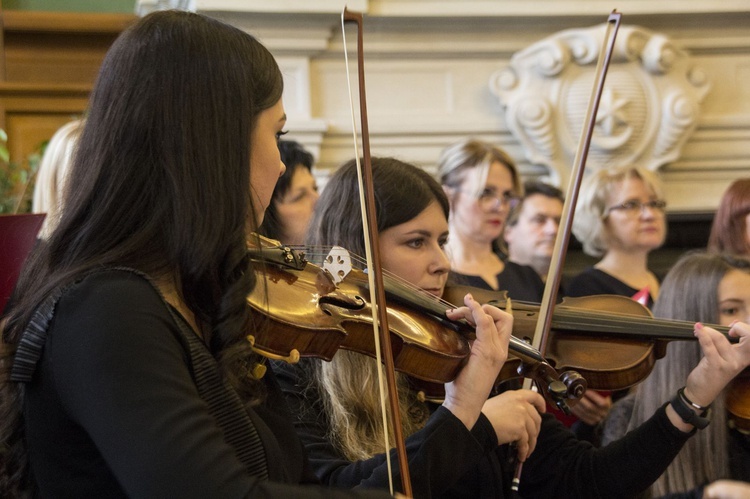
[
  {"left": 603, "top": 252, "right": 750, "bottom": 498},
  {"left": 275, "top": 157, "right": 750, "bottom": 498},
  {"left": 0, "top": 11, "right": 391, "bottom": 498}
]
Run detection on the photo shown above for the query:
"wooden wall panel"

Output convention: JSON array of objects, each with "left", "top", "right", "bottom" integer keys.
[{"left": 0, "top": 10, "right": 135, "bottom": 166}]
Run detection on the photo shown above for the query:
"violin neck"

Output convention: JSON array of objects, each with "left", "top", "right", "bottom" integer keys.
[
  {"left": 381, "top": 276, "right": 548, "bottom": 364},
  {"left": 553, "top": 306, "right": 733, "bottom": 342}
]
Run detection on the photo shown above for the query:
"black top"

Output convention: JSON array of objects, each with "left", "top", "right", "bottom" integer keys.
[
  {"left": 21, "top": 270, "right": 387, "bottom": 498},
  {"left": 276, "top": 358, "right": 696, "bottom": 499},
  {"left": 449, "top": 261, "right": 545, "bottom": 303},
  {"left": 565, "top": 267, "right": 655, "bottom": 308}
]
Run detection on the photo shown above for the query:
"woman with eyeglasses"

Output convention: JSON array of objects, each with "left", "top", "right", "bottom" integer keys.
[
  {"left": 438, "top": 139, "right": 545, "bottom": 302},
  {"left": 563, "top": 165, "right": 668, "bottom": 444},
  {"left": 567, "top": 165, "right": 667, "bottom": 307}
]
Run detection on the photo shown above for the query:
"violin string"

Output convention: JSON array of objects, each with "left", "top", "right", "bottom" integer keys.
[{"left": 552, "top": 307, "right": 730, "bottom": 337}]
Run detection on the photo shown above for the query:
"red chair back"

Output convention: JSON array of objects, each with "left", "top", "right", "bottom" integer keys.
[{"left": 0, "top": 213, "right": 45, "bottom": 314}]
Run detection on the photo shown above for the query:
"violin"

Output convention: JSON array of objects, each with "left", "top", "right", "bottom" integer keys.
[
  {"left": 244, "top": 234, "right": 584, "bottom": 408},
  {"left": 442, "top": 283, "right": 737, "bottom": 390},
  {"left": 245, "top": 235, "right": 750, "bottom": 430},
  {"left": 443, "top": 283, "right": 750, "bottom": 434}
]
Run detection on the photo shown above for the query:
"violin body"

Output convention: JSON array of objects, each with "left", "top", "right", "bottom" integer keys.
[
  {"left": 441, "top": 284, "right": 711, "bottom": 392},
  {"left": 517, "top": 296, "right": 662, "bottom": 391},
  {"left": 246, "top": 235, "right": 470, "bottom": 384},
  {"left": 727, "top": 373, "right": 750, "bottom": 432}
]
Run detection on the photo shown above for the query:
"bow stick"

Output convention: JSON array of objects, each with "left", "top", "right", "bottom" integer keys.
[
  {"left": 342, "top": 8, "right": 413, "bottom": 496},
  {"left": 513, "top": 10, "right": 622, "bottom": 495},
  {"left": 532, "top": 10, "right": 622, "bottom": 356}
]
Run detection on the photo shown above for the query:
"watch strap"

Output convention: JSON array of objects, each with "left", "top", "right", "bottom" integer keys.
[{"left": 670, "top": 388, "right": 711, "bottom": 430}]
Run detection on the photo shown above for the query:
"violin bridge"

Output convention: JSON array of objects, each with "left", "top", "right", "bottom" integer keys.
[{"left": 323, "top": 246, "right": 353, "bottom": 284}]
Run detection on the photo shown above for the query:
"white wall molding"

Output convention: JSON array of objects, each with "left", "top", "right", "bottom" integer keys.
[{"left": 134, "top": 0, "right": 750, "bottom": 212}]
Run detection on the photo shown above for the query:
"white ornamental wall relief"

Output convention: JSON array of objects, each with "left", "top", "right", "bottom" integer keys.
[{"left": 489, "top": 24, "right": 710, "bottom": 186}]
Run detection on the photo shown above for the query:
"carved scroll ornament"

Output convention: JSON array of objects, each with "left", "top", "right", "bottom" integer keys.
[{"left": 490, "top": 24, "right": 710, "bottom": 186}]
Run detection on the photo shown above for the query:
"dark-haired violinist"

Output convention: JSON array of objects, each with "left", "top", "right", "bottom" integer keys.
[{"left": 0, "top": 11, "right": 395, "bottom": 498}]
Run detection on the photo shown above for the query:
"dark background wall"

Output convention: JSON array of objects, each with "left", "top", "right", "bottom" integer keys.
[{"left": 564, "top": 212, "right": 715, "bottom": 280}]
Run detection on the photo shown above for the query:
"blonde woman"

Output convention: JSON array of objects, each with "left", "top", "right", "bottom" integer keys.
[
  {"left": 568, "top": 165, "right": 667, "bottom": 306},
  {"left": 32, "top": 119, "right": 83, "bottom": 239},
  {"left": 563, "top": 165, "right": 668, "bottom": 441}
]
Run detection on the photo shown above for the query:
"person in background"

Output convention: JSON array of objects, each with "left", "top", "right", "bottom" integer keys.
[
  {"left": 503, "top": 180, "right": 564, "bottom": 283},
  {"left": 602, "top": 252, "right": 750, "bottom": 498},
  {"left": 257, "top": 139, "right": 319, "bottom": 245},
  {"left": 708, "top": 178, "right": 750, "bottom": 256},
  {"left": 0, "top": 11, "right": 391, "bottom": 499},
  {"left": 31, "top": 119, "right": 83, "bottom": 239},
  {"left": 502, "top": 179, "right": 609, "bottom": 438},
  {"left": 438, "top": 138, "right": 545, "bottom": 302},
  {"left": 567, "top": 165, "right": 667, "bottom": 307},
  {"left": 276, "top": 156, "right": 750, "bottom": 499}
]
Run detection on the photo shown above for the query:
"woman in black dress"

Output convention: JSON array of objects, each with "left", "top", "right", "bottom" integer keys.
[
  {"left": 438, "top": 138, "right": 545, "bottom": 303},
  {"left": 0, "top": 11, "right": 390, "bottom": 499}
]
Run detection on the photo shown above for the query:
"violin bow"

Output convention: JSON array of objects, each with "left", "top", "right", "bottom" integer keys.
[
  {"left": 513, "top": 10, "right": 622, "bottom": 495},
  {"left": 341, "top": 8, "right": 413, "bottom": 496},
  {"left": 532, "top": 10, "right": 622, "bottom": 369}
]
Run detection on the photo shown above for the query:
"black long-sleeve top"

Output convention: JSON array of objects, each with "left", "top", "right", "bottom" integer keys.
[
  {"left": 276, "top": 358, "right": 696, "bottom": 498},
  {"left": 21, "top": 270, "right": 388, "bottom": 498}
]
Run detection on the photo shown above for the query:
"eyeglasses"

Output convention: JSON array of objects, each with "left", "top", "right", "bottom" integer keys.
[
  {"left": 461, "top": 188, "right": 520, "bottom": 210},
  {"left": 604, "top": 199, "right": 667, "bottom": 217}
]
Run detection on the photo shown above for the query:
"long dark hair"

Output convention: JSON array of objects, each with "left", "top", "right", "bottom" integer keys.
[
  {"left": 307, "top": 157, "right": 449, "bottom": 257},
  {"left": 616, "top": 252, "right": 750, "bottom": 496},
  {"left": 0, "top": 10, "right": 282, "bottom": 494}
]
